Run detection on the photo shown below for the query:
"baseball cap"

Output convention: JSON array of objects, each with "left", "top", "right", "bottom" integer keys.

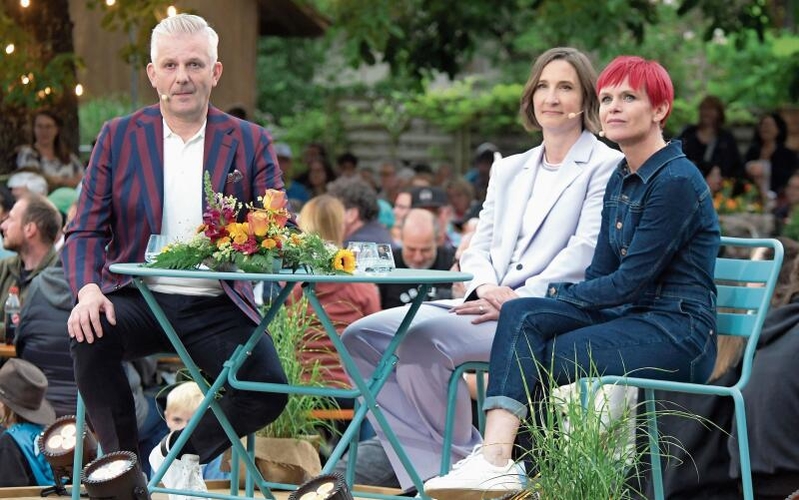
[{"left": 410, "top": 186, "right": 447, "bottom": 209}]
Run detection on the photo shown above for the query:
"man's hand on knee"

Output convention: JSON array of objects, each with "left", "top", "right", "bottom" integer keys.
[{"left": 69, "top": 284, "right": 116, "bottom": 343}]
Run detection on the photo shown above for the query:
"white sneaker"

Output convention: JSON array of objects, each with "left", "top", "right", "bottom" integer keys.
[
  {"left": 148, "top": 434, "right": 208, "bottom": 500},
  {"left": 423, "top": 446, "right": 523, "bottom": 500}
]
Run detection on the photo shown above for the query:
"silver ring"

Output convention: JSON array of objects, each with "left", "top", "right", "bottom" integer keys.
[{"left": 479, "top": 305, "right": 484, "bottom": 313}]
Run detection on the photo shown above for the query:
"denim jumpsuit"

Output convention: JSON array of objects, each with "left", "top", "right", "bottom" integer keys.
[{"left": 484, "top": 141, "right": 720, "bottom": 418}]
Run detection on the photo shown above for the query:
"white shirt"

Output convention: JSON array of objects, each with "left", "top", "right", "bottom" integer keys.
[
  {"left": 511, "top": 156, "right": 561, "bottom": 264},
  {"left": 145, "top": 120, "right": 222, "bottom": 296}
]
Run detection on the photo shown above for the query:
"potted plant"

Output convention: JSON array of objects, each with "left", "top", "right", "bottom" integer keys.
[{"left": 223, "top": 298, "right": 339, "bottom": 486}]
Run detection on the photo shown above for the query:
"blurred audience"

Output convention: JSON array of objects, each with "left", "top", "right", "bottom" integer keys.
[
  {"left": 290, "top": 194, "right": 381, "bottom": 387},
  {"left": 379, "top": 209, "right": 455, "bottom": 309},
  {"left": 7, "top": 171, "right": 48, "bottom": 198},
  {"left": 337, "top": 152, "right": 359, "bottom": 178},
  {"left": 744, "top": 112, "right": 798, "bottom": 197},
  {"left": 679, "top": 95, "right": 743, "bottom": 180},
  {"left": 465, "top": 143, "right": 499, "bottom": 203},
  {"left": 298, "top": 157, "right": 336, "bottom": 198},
  {"left": 327, "top": 176, "right": 392, "bottom": 245},
  {"left": 410, "top": 186, "right": 455, "bottom": 249},
  {"left": 275, "top": 143, "right": 311, "bottom": 210},
  {"left": 15, "top": 109, "right": 84, "bottom": 190}
]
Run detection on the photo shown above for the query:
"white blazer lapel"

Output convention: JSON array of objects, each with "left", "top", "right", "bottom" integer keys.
[{"left": 519, "top": 131, "right": 595, "bottom": 242}]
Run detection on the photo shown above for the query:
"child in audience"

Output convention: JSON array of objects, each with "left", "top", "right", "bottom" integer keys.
[{"left": 161, "top": 382, "right": 230, "bottom": 480}]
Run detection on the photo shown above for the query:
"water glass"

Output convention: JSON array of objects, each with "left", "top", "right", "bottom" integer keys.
[
  {"left": 374, "top": 243, "right": 396, "bottom": 274},
  {"left": 144, "top": 234, "right": 170, "bottom": 263},
  {"left": 347, "top": 241, "right": 386, "bottom": 274}
]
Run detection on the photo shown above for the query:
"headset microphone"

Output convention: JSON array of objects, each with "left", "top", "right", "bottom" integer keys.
[
  {"left": 598, "top": 130, "right": 605, "bottom": 138},
  {"left": 567, "top": 110, "right": 585, "bottom": 119},
  {"left": 160, "top": 93, "right": 170, "bottom": 102}
]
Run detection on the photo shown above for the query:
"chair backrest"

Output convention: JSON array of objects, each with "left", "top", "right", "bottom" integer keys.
[{"left": 714, "top": 236, "right": 783, "bottom": 388}]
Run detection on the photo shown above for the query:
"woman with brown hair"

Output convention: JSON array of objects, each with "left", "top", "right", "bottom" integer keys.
[
  {"left": 679, "top": 95, "right": 743, "bottom": 180},
  {"left": 15, "top": 109, "right": 84, "bottom": 190}
]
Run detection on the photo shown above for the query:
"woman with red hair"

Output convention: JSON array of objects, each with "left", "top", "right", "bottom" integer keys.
[{"left": 424, "top": 56, "right": 721, "bottom": 499}]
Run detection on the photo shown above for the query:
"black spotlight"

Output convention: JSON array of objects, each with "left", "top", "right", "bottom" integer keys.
[
  {"left": 288, "top": 473, "right": 353, "bottom": 500},
  {"left": 81, "top": 451, "right": 151, "bottom": 500},
  {"left": 39, "top": 414, "right": 98, "bottom": 496}
]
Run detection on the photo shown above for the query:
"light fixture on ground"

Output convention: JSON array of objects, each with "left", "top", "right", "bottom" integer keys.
[
  {"left": 288, "top": 473, "right": 353, "bottom": 500},
  {"left": 81, "top": 451, "right": 151, "bottom": 500},
  {"left": 39, "top": 414, "right": 98, "bottom": 497}
]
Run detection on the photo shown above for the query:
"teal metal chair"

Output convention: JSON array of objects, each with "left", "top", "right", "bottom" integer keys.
[{"left": 439, "top": 236, "right": 783, "bottom": 500}]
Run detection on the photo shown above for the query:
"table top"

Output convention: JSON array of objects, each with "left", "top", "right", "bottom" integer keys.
[{"left": 109, "top": 263, "right": 473, "bottom": 284}]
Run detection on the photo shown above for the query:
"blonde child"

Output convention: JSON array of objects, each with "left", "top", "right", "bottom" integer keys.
[{"left": 162, "top": 382, "right": 229, "bottom": 480}]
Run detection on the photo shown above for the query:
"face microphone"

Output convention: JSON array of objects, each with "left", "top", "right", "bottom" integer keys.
[
  {"left": 598, "top": 130, "right": 605, "bottom": 138},
  {"left": 160, "top": 93, "right": 170, "bottom": 102},
  {"left": 567, "top": 110, "right": 584, "bottom": 119}
]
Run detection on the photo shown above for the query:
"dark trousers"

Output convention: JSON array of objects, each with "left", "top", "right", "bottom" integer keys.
[{"left": 70, "top": 288, "right": 288, "bottom": 463}]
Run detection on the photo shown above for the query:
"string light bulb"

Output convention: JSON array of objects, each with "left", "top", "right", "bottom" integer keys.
[
  {"left": 5, "top": 44, "right": 14, "bottom": 54},
  {"left": 21, "top": 74, "right": 30, "bottom": 84},
  {"left": 167, "top": 5, "right": 177, "bottom": 16},
  {"left": 44, "top": 86, "right": 52, "bottom": 95},
  {"left": 75, "top": 84, "right": 84, "bottom": 96},
  {"left": 20, "top": 0, "right": 30, "bottom": 7},
  {"left": 105, "top": 0, "right": 116, "bottom": 5}
]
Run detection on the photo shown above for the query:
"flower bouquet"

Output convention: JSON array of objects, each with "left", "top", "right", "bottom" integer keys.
[{"left": 148, "top": 173, "right": 355, "bottom": 275}]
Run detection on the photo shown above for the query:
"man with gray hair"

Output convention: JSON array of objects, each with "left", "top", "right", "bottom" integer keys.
[{"left": 62, "top": 13, "right": 288, "bottom": 496}]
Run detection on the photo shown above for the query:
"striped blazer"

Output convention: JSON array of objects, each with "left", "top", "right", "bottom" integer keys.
[{"left": 61, "top": 104, "right": 284, "bottom": 324}]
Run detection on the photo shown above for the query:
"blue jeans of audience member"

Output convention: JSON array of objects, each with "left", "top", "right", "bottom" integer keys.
[{"left": 483, "top": 295, "right": 716, "bottom": 419}]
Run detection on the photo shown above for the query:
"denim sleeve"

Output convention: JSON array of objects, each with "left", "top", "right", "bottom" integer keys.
[
  {"left": 584, "top": 177, "right": 619, "bottom": 281},
  {"left": 551, "top": 171, "right": 705, "bottom": 309}
]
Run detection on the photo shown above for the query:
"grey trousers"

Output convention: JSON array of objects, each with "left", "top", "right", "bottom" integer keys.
[{"left": 341, "top": 302, "right": 496, "bottom": 490}]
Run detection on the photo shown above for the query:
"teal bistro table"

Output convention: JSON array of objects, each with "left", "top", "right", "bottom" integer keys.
[{"left": 102, "top": 264, "right": 473, "bottom": 500}]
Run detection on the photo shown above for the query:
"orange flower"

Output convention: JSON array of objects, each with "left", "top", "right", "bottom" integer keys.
[
  {"left": 248, "top": 211, "right": 270, "bottom": 237},
  {"left": 333, "top": 249, "right": 356, "bottom": 273},
  {"left": 261, "top": 238, "right": 277, "bottom": 250},
  {"left": 226, "top": 222, "right": 251, "bottom": 245},
  {"left": 261, "top": 189, "right": 287, "bottom": 211}
]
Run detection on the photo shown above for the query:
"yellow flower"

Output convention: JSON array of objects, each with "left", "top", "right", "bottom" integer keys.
[
  {"left": 333, "top": 249, "right": 356, "bottom": 273},
  {"left": 290, "top": 233, "right": 303, "bottom": 245},
  {"left": 227, "top": 222, "right": 251, "bottom": 245},
  {"left": 261, "top": 238, "right": 277, "bottom": 250}
]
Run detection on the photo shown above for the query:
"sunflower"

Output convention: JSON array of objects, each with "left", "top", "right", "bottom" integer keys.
[{"left": 333, "top": 249, "right": 356, "bottom": 273}]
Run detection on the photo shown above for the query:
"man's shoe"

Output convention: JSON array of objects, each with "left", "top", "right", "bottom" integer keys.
[
  {"left": 148, "top": 433, "right": 208, "bottom": 500},
  {"left": 423, "top": 446, "right": 523, "bottom": 500}
]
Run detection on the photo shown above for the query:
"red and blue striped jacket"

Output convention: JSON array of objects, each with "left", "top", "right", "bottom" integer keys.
[{"left": 61, "top": 104, "right": 284, "bottom": 324}]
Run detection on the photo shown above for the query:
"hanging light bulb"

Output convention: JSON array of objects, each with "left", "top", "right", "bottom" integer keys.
[
  {"left": 105, "top": 0, "right": 116, "bottom": 5},
  {"left": 21, "top": 74, "right": 30, "bottom": 84},
  {"left": 167, "top": 5, "right": 177, "bottom": 16},
  {"left": 5, "top": 44, "right": 14, "bottom": 54},
  {"left": 75, "top": 83, "right": 84, "bottom": 96},
  {"left": 44, "top": 86, "right": 52, "bottom": 95},
  {"left": 20, "top": 0, "right": 30, "bottom": 7}
]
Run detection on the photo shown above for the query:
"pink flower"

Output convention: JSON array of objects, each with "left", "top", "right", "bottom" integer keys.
[{"left": 261, "top": 189, "right": 287, "bottom": 211}]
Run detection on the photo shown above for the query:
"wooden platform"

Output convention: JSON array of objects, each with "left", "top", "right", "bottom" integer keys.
[{"left": 0, "top": 482, "right": 402, "bottom": 499}]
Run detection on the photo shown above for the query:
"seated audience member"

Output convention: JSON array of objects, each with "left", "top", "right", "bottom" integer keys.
[
  {"left": 337, "top": 152, "right": 359, "bottom": 178},
  {"left": 410, "top": 186, "right": 456, "bottom": 249},
  {"left": 7, "top": 171, "right": 49, "bottom": 198},
  {"left": 744, "top": 112, "right": 798, "bottom": 197},
  {"left": 446, "top": 178, "right": 481, "bottom": 231},
  {"left": 0, "top": 358, "right": 56, "bottom": 487},
  {"left": 341, "top": 47, "right": 622, "bottom": 493},
  {"left": 679, "top": 95, "right": 743, "bottom": 180},
  {"left": 774, "top": 171, "right": 799, "bottom": 234},
  {"left": 289, "top": 194, "right": 381, "bottom": 388},
  {"left": 424, "top": 55, "right": 719, "bottom": 498},
  {"left": 160, "top": 382, "right": 229, "bottom": 480},
  {"left": 379, "top": 208, "right": 456, "bottom": 309},
  {"left": 390, "top": 188, "right": 413, "bottom": 247},
  {"left": 377, "top": 161, "right": 401, "bottom": 203},
  {"left": 0, "top": 194, "right": 61, "bottom": 310},
  {"left": 465, "top": 143, "right": 500, "bottom": 203},
  {"left": 297, "top": 157, "right": 336, "bottom": 198},
  {"left": 327, "top": 176, "right": 392, "bottom": 245},
  {"left": 15, "top": 109, "right": 84, "bottom": 189}
]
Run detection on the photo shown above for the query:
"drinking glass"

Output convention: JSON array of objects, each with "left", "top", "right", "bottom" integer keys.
[
  {"left": 347, "top": 241, "right": 380, "bottom": 274},
  {"left": 144, "top": 234, "right": 170, "bottom": 263},
  {"left": 374, "top": 243, "right": 396, "bottom": 274}
]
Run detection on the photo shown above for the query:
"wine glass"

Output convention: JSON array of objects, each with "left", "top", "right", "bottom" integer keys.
[{"left": 144, "top": 234, "right": 170, "bottom": 263}]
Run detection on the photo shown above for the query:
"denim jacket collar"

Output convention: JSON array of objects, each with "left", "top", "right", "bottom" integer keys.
[{"left": 622, "top": 140, "right": 686, "bottom": 184}]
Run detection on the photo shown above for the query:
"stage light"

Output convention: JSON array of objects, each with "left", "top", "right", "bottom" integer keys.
[
  {"left": 82, "top": 451, "right": 151, "bottom": 500},
  {"left": 39, "top": 415, "right": 98, "bottom": 497},
  {"left": 288, "top": 473, "right": 353, "bottom": 500}
]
